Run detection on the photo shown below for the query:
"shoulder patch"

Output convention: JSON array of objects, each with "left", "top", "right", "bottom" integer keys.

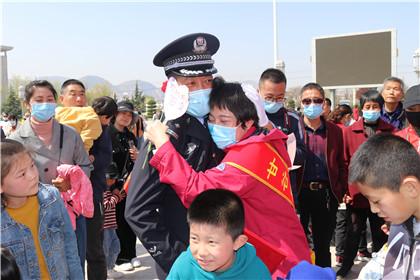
[{"left": 216, "top": 163, "right": 226, "bottom": 171}]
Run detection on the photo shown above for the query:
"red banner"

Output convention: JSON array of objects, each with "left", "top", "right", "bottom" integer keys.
[{"left": 222, "top": 142, "right": 294, "bottom": 209}]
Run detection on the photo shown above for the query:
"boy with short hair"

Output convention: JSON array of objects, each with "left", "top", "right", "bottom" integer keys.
[
  {"left": 348, "top": 133, "right": 420, "bottom": 280},
  {"left": 167, "top": 189, "right": 271, "bottom": 279}
]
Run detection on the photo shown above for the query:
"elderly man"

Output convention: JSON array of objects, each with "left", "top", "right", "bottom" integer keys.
[{"left": 380, "top": 76, "right": 407, "bottom": 131}]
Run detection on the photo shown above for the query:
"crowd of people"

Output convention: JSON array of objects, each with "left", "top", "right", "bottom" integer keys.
[{"left": 1, "top": 32, "right": 419, "bottom": 280}]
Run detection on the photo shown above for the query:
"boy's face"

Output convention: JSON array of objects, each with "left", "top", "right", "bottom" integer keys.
[
  {"left": 106, "top": 178, "right": 116, "bottom": 187},
  {"left": 189, "top": 222, "right": 245, "bottom": 272},
  {"left": 357, "top": 181, "right": 418, "bottom": 224}
]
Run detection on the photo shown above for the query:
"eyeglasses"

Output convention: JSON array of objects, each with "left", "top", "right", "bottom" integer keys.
[
  {"left": 301, "top": 98, "right": 324, "bottom": 105},
  {"left": 264, "top": 96, "right": 286, "bottom": 103}
]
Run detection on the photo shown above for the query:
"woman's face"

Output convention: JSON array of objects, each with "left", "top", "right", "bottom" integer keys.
[
  {"left": 24, "top": 87, "right": 56, "bottom": 111},
  {"left": 208, "top": 106, "right": 248, "bottom": 142},
  {"left": 115, "top": 111, "right": 133, "bottom": 128},
  {"left": 362, "top": 101, "right": 381, "bottom": 111}
]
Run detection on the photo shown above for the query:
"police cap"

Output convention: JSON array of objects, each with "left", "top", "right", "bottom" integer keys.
[{"left": 153, "top": 33, "right": 219, "bottom": 77}]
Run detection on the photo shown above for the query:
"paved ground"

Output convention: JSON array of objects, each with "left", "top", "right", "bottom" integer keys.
[{"left": 107, "top": 239, "right": 367, "bottom": 280}]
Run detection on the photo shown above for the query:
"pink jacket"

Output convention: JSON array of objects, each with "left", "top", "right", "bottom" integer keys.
[
  {"left": 57, "top": 164, "right": 94, "bottom": 230},
  {"left": 150, "top": 129, "right": 312, "bottom": 279}
]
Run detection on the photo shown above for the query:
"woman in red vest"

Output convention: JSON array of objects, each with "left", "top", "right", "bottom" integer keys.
[{"left": 146, "top": 77, "right": 312, "bottom": 279}]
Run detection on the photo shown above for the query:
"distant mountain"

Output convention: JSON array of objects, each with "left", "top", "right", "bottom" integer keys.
[
  {"left": 37, "top": 75, "right": 163, "bottom": 101},
  {"left": 79, "top": 75, "right": 113, "bottom": 90}
]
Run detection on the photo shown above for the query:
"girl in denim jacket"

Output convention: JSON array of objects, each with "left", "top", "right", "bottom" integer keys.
[{"left": 0, "top": 139, "right": 83, "bottom": 280}]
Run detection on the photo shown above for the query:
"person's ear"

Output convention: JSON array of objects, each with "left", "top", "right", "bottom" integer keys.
[
  {"left": 24, "top": 100, "right": 31, "bottom": 111},
  {"left": 59, "top": 95, "right": 64, "bottom": 103},
  {"left": 401, "top": 176, "right": 420, "bottom": 198},
  {"left": 233, "top": 234, "right": 248, "bottom": 251},
  {"left": 244, "top": 119, "right": 254, "bottom": 130}
]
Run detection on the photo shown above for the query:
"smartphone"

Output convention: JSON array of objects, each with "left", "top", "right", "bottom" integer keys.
[{"left": 128, "top": 140, "right": 135, "bottom": 150}]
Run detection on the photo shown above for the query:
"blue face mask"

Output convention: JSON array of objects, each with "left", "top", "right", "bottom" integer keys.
[
  {"left": 9, "top": 121, "right": 16, "bottom": 126},
  {"left": 362, "top": 110, "right": 381, "bottom": 122},
  {"left": 345, "top": 121, "right": 351, "bottom": 127},
  {"left": 263, "top": 100, "right": 284, "bottom": 114},
  {"left": 31, "top": 102, "right": 56, "bottom": 122},
  {"left": 303, "top": 104, "right": 323, "bottom": 119},
  {"left": 186, "top": 89, "right": 211, "bottom": 118},
  {"left": 208, "top": 122, "right": 241, "bottom": 150}
]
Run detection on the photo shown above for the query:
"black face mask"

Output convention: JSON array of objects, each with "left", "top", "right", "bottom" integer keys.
[{"left": 406, "top": 111, "right": 420, "bottom": 128}]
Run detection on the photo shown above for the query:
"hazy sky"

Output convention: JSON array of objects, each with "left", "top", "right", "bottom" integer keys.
[{"left": 2, "top": 0, "right": 419, "bottom": 90}]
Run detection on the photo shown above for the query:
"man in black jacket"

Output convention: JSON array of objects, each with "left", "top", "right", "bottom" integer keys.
[{"left": 125, "top": 33, "right": 225, "bottom": 279}]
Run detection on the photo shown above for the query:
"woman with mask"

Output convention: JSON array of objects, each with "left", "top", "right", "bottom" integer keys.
[
  {"left": 7, "top": 80, "right": 93, "bottom": 275},
  {"left": 107, "top": 101, "right": 141, "bottom": 271},
  {"left": 326, "top": 104, "right": 353, "bottom": 129},
  {"left": 3, "top": 114, "right": 21, "bottom": 136},
  {"left": 146, "top": 77, "right": 312, "bottom": 278},
  {"left": 336, "top": 89, "right": 397, "bottom": 279}
]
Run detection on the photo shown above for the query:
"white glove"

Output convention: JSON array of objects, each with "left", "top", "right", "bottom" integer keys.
[{"left": 241, "top": 83, "right": 269, "bottom": 127}]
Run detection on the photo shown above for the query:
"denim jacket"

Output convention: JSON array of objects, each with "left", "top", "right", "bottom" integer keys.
[{"left": 1, "top": 183, "right": 83, "bottom": 280}]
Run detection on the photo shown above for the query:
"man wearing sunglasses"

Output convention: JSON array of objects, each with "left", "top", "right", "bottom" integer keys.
[
  {"left": 257, "top": 68, "right": 307, "bottom": 208},
  {"left": 295, "top": 82, "right": 347, "bottom": 268}
]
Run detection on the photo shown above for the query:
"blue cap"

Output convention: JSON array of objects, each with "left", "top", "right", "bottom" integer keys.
[{"left": 277, "top": 261, "right": 336, "bottom": 280}]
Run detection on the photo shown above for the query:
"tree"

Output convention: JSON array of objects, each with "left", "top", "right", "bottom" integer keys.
[
  {"left": 287, "top": 99, "right": 296, "bottom": 110},
  {"left": 9, "top": 75, "right": 33, "bottom": 94},
  {"left": 131, "top": 81, "right": 146, "bottom": 112},
  {"left": 86, "top": 83, "right": 114, "bottom": 105},
  {"left": 146, "top": 99, "right": 157, "bottom": 119},
  {"left": 2, "top": 88, "right": 23, "bottom": 118}
]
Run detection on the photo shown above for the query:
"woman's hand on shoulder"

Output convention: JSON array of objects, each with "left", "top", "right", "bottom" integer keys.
[{"left": 144, "top": 120, "right": 170, "bottom": 149}]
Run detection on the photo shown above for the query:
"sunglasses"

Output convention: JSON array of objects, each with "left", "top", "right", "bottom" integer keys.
[{"left": 301, "top": 98, "right": 324, "bottom": 105}]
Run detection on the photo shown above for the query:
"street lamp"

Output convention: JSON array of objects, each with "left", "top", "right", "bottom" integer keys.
[
  {"left": 414, "top": 48, "right": 420, "bottom": 84},
  {"left": 18, "top": 85, "right": 25, "bottom": 119},
  {"left": 275, "top": 60, "right": 286, "bottom": 73}
]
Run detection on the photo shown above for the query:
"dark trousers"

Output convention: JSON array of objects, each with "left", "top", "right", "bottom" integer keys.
[
  {"left": 86, "top": 202, "right": 107, "bottom": 280},
  {"left": 342, "top": 204, "right": 388, "bottom": 267},
  {"left": 116, "top": 198, "right": 137, "bottom": 264},
  {"left": 335, "top": 208, "right": 369, "bottom": 258},
  {"left": 298, "top": 187, "right": 338, "bottom": 267}
]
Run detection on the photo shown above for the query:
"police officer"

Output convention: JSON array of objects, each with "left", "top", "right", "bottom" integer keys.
[{"left": 124, "top": 33, "right": 225, "bottom": 279}]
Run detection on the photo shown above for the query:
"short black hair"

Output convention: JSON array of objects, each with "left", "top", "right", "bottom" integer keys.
[
  {"left": 324, "top": 98, "right": 331, "bottom": 107},
  {"left": 349, "top": 133, "right": 420, "bottom": 192},
  {"left": 300, "top": 82, "right": 325, "bottom": 98},
  {"left": 91, "top": 96, "right": 118, "bottom": 118},
  {"left": 209, "top": 76, "right": 259, "bottom": 129},
  {"left": 24, "top": 80, "right": 57, "bottom": 103},
  {"left": 1, "top": 246, "right": 21, "bottom": 280},
  {"left": 7, "top": 114, "right": 17, "bottom": 121},
  {"left": 187, "top": 189, "right": 245, "bottom": 240},
  {"left": 360, "top": 89, "right": 384, "bottom": 110},
  {"left": 61, "top": 79, "right": 86, "bottom": 95},
  {"left": 258, "top": 68, "right": 287, "bottom": 88}
]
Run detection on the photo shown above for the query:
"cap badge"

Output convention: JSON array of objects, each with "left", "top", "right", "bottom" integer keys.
[{"left": 193, "top": 36, "right": 207, "bottom": 54}]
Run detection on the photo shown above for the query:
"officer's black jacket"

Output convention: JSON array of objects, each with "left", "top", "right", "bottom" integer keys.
[{"left": 124, "top": 114, "right": 224, "bottom": 273}]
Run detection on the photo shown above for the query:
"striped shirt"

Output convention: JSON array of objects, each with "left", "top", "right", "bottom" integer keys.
[{"left": 103, "top": 190, "right": 119, "bottom": 229}]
